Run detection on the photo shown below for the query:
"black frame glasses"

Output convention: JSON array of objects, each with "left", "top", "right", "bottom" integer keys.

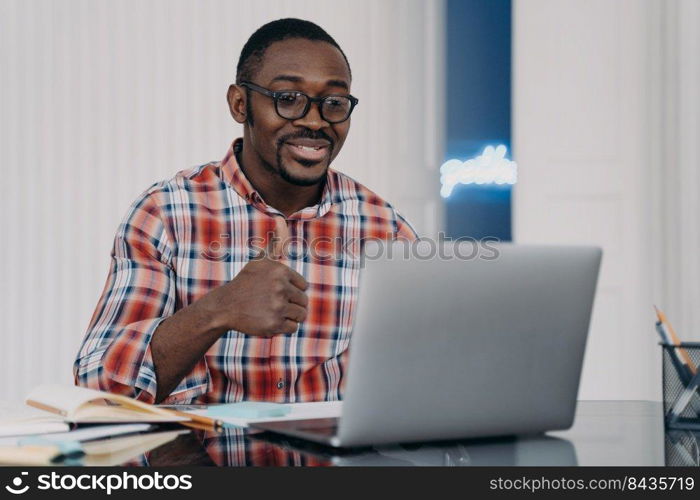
[{"left": 239, "top": 81, "right": 359, "bottom": 124}]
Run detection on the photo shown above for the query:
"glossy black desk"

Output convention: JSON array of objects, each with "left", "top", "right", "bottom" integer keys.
[{"left": 121, "top": 401, "right": 697, "bottom": 467}]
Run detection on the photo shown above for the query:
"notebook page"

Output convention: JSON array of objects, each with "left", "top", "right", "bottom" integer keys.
[
  {"left": 25, "top": 384, "right": 111, "bottom": 417},
  {"left": 0, "top": 402, "right": 70, "bottom": 437}
]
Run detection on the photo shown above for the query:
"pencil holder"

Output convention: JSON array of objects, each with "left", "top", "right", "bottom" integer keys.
[{"left": 661, "top": 342, "right": 700, "bottom": 431}]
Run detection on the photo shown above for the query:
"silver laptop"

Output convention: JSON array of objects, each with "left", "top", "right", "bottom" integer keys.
[{"left": 252, "top": 242, "right": 602, "bottom": 448}]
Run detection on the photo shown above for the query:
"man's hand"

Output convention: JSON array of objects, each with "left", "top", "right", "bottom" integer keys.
[
  {"left": 196, "top": 215, "right": 309, "bottom": 336},
  {"left": 150, "top": 216, "right": 308, "bottom": 402},
  {"left": 199, "top": 253, "right": 309, "bottom": 336}
]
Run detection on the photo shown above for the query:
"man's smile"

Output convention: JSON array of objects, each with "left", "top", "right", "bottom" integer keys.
[{"left": 284, "top": 138, "right": 331, "bottom": 163}]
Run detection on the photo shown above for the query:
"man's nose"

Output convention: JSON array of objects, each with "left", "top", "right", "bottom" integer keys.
[{"left": 292, "top": 102, "right": 329, "bottom": 130}]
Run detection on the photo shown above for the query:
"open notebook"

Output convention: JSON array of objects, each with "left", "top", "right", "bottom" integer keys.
[
  {"left": 0, "top": 428, "right": 188, "bottom": 466},
  {"left": 25, "top": 385, "right": 190, "bottom": 424},
  {"left": 0, "top": 403, "right": 70, "bottom": 437}
]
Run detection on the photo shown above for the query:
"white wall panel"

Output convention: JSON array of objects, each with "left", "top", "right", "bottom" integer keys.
[
  {"left": 652, "top": 0, "right": 700, "bottom": 347},
  {"left": 513, "top": 0, "right": 658, "bottom": 400},
  {"left": 0, "top": 0, "right": 445, "bottom": 402},
  {"left": 516, "top": 0, "right": 700, "bottom": 400}
]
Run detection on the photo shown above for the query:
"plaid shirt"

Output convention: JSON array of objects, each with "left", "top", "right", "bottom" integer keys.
[{"left": 74, "top": 139, "right": 417, "bottom": 405}]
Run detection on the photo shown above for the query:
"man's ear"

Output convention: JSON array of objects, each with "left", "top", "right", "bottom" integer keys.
[{"left": 227, "top": 84, "right": 247, "bottom": 124}]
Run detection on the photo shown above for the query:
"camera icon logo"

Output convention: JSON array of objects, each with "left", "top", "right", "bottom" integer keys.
[{"left": 5, "top": 472, "right": 29, "bottom": 495}]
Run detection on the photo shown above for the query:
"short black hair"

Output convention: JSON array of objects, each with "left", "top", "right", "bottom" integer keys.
[{"left": 235, "top": 18, "right": 351, "bottom": 84}]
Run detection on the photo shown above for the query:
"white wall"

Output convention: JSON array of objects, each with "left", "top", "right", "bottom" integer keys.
[
  {"left": 514, "top": 0, "right": 700, "bottom": 401},
  {"left": 0, "top": 0, "right": 445, "bottom": 402},
  {"left": 651, "top": 0, "right": 700, "bottom": 351}
]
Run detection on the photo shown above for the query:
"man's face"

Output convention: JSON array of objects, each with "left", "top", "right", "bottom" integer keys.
[{"left": 240, "top": 38, "right": 352, "bottom": 186}]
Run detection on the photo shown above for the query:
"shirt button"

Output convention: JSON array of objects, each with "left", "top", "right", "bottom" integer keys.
[{"left": 276, "top": 380, "right": 285, "bottom": 390}]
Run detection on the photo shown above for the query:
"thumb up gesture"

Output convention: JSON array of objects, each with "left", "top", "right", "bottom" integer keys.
[{"left": 197, "top": 216, "right": 309, "bottom": 336}]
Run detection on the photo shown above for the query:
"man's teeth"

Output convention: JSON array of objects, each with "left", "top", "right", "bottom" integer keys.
[{"left": 295, "top": 145, "right": 322, "bottom": 151}]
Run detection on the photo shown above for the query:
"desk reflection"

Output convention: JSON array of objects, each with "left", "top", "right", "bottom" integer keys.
[
  {"left": 138, "top": 429, "right": 578, "bottom": 467},
  {"left": 143, "top": 429, "right": 330, "bottom": 466},
  {"left": 251, "top": 433, "right": 578, "bottom": 466},
  {"left": 665, "top": 430, "right": 700, "bottom": 467}
]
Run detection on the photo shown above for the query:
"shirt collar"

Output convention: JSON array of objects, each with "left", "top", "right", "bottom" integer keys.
[{"left": 220, "top": 138, "right": 337, "bottom": 220}]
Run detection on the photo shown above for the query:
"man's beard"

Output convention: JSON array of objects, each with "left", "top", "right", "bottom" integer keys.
[
  {"left": 273, "top": 130, "right": 335, "bottom": 186},
  {"left": 273, "top": 150, "right": 329, "bottom": 186}
]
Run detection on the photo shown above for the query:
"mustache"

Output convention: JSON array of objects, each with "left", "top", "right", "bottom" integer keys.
[{"left": 277, "top": 129, "right": 335, "bottom": 151}]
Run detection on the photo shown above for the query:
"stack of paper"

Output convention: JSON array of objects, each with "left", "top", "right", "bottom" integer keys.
[
  {"left": 188, "top": 401, "right": 343, "bottom": 429},
  {"left": 0, "top": 425, "right": 187, "bottom": 466}
]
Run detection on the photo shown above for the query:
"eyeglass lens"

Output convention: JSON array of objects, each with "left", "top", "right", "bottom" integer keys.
[{"left": 276, "top": 92, "right": 352, "bottom": 123}]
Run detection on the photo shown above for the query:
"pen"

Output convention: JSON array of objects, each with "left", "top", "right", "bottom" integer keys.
[
  {"left": 657, "top": 321, "right": 693, "bottom": 385},
  {"left": 654, "top": 305, "right": 697, "bottom": 374}
]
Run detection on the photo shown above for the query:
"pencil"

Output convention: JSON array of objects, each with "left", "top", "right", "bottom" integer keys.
[
  {"left": 655, "top": 305, "right": 697, "bottom": 374},
  {"left": 166, "top": 409, "right": 223, "bottom": 431}
]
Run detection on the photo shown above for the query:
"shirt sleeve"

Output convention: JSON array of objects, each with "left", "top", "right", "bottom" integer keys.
[
  {"left": 73, "top": 189, "right": 210, "bottom": 404},
  {"left": 394, "top": 211, "right": 420, "bottom": 241}
]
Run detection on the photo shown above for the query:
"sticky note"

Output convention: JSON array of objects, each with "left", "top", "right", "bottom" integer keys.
[{"left": 205, "top": 402, "right": 290, "bottom": 419}]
